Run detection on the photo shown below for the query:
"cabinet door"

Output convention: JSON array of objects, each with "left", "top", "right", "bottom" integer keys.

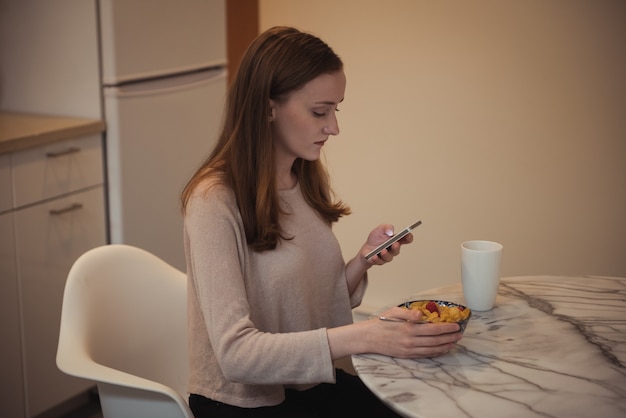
[
  {"left": 15, "top": 186, "right": 106, "bottom": 417},
  {"left": 0, "top": 211, "right": 26, "bottom": 418},
  {"left": 12, "top": 134, "right": 104, "bottom": 208}
]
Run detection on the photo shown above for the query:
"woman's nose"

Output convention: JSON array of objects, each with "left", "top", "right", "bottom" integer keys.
[{"left": 323, "top": 115, "right": 340, "bottom": 135}]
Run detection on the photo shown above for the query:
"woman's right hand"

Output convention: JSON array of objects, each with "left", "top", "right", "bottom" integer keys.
[
  {"left": 363, "top": 306, "right": 463, "bottom": 359},
  {"left": 327, "top": 307, "right": 463, "bottom": 360}
]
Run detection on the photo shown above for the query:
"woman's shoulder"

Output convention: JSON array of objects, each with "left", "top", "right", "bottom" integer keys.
[
  {"left": 189, "top": 175, "right": 236, "bottom": 207},
  {"left": 191, "top": 172, "right": 228, "bottom": 193}
]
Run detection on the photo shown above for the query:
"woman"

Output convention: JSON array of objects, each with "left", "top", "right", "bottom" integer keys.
[{"left": 181, "top": 26, "right": 462, "bottom": 418}]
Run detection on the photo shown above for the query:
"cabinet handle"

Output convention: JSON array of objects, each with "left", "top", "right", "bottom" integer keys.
[
  {"left": 46, "top": 147, "right": 81, "bottom": 158},
  {"left": 49, "top": 203, "right": 83, "bottom": 215}
]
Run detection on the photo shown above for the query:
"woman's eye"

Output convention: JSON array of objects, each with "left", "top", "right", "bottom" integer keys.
[{"left": 313, "top": 108, "right": 339, "bottom": 117}]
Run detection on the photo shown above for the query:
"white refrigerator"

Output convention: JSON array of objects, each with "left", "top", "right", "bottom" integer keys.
[{"left": 100, "top": 0, "right": 227, "bottom": 271}]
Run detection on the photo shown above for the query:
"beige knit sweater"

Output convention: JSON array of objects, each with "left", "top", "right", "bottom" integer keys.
[{"left": 184, "top": 178, "right": 367, "bottom": 408}]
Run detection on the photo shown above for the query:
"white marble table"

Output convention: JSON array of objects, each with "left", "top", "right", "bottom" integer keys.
[{"left": 352, "top": 276, "right": 626, "bottom": 418}]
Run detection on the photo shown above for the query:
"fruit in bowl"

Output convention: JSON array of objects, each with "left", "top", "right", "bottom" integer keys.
[{"left": 399, "top": 300, "right": 472, "bottom": 332}]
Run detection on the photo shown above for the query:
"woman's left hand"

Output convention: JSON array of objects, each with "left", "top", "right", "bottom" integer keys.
[{"left": 362, "top": 224, "right": 414, "bottom": 265}]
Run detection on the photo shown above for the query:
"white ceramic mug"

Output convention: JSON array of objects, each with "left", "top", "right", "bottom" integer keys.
[{"left": 461, "top": 240, "right": 503, "bottom": 311}]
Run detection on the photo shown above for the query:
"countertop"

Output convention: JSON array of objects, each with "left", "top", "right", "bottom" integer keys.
[
  {"left": 0, "top": 112, "right": 105, "bottom": 155},
  {"left": 352, "top": 276, "right": 626, "bottom": 418}
]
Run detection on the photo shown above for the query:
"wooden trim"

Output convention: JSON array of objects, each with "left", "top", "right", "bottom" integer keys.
[{"left": 226, "top": 0, "right": 259, "bottom": 85}]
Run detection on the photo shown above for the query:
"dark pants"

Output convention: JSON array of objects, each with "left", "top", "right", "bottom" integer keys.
[{"left": 189, "top": 369, "right": 403, "bottom": 418}]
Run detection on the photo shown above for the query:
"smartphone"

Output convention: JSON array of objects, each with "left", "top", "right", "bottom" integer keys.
[{"left": 365, "top": 220, "right": 422, "bottom": 260}]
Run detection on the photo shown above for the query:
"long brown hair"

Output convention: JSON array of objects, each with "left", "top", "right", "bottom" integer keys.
[{"left": 181, "top": 26, "right": 350, "bottom": 251}]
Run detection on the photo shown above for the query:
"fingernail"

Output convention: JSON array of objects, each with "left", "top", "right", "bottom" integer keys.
[{"left": 385, "top": 229, "right": 394, "bottom": 237}]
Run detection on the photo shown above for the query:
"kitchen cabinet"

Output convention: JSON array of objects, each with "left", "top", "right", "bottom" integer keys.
[
  {"left": 0, "top": 152, "right": 25, "bottom": 418},
  {"left": 0, "top": 131, "right": 106, "bottom": 417},
  {"left": 0, "top": 211, "right": 25, "bottom": 418},
  {"left": 17, "top": 187, "right": 105, "bottom": 416},
  {"left": 11, "top": 134, "right": 104, "bottom": 208}
]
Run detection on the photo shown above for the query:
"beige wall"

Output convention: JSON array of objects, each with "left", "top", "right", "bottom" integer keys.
[{"left": 260, "top": 0, "right": 626, "bottom": 312}]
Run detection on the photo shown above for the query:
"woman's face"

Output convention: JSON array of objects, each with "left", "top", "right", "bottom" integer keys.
[{"left": 270, "top": 71, "right": 346, "bottom": 165}]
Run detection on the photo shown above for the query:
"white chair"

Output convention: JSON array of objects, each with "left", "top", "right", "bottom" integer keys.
[{"left": 56, "top": 244, "right": 193, "bottom": 418}]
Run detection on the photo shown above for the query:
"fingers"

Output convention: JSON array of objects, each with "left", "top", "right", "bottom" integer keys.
[
  {"left": 379, "top": 307, "right": 462, "bottom": 332},
  {"left": 380, "top": 306, "right": 424, "bottom": 322},
  {"left": 395, "top": 340, "right": 459, "bottom": 359},
  {"left": 395, "top": 329, "right": 463, "bottom": 359},
  {"left": 413, "top": 322, "right": 461, "bottom": 336},
  {"left": 373, "top": 317, "right": 464, "bottom": 359},
  {"left": 400, "top": 232, "right": 414, "bottom": 245},
  {"left": 367, "top": 241, "right": 403, "bottom": 264},
  {"left": 364, "top": 225, "right": 415, "bottom": 265}
]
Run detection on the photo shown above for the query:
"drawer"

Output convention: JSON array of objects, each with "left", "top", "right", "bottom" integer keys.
[
  {"left": 12, "top": 133, "right": 104, "bottom": 208},
  {"left": 0, "top": 154, "right": 11, "bottom": 212},
  {"left": 15, "top": 186, "right": 106, "bottom": 416}
]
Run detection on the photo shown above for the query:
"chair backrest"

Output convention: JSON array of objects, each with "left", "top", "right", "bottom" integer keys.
[{"left": 57, "top": 244, "right": 193, "bottom": 418}]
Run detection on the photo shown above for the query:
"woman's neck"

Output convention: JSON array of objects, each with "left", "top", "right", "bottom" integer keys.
[
  {"left": 276, "top": 170, "right": 297, "bottom": 190},
  {"left": 275, "top": 156, "right": 297, "bottom": 190}
]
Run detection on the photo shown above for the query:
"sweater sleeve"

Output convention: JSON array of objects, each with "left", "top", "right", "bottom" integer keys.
[
  {"left": 349, "top": 273, "right": 368, "bottom": 308},
  {"left": 185, "top": 184, "right": 336, "bottom": 386}
]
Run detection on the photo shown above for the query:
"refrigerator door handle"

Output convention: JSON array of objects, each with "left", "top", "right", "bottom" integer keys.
[{"left": 103, "top": 68, "right": 227, "bottom": 98}]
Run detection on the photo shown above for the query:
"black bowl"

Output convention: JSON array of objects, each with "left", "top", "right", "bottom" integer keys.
[{"left": 398, "top": 300, "right": 472, "bottom": 333}]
